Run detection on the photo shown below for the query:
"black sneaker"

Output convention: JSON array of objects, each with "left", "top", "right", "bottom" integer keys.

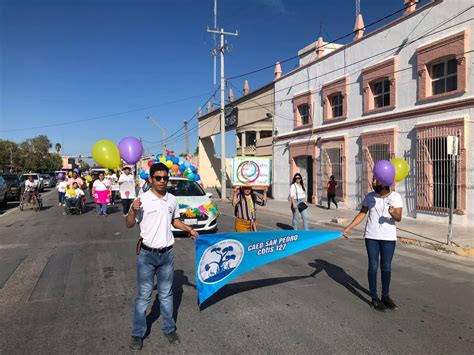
[
  {"left": 371, "top": 298, "right": 387, "bottom": 312},
  {"left": 129, "top": 336, "right": 143, "bottom": 351},
  {"left": 382, "top": 296, "right": 399, "bottom": 310},
  {"left": 164, "top": 331, "right": 180, "bottom": 345}
]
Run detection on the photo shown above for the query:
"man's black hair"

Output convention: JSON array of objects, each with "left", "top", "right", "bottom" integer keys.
[
  {"left": 150, "top": 163, "right": 169, "bottom": 176},
  {"left": 123, "top": 166, "right": 131, "bottom": 170}
]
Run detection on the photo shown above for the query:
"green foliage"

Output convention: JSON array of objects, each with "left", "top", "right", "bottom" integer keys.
[{"left": 0, "top": 135, "right": 62, "bottom": 173}]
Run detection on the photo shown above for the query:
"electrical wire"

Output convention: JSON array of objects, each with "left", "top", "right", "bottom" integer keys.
[
  {"left": 1, "top": 92, "right": 214, "bottom": 133},
  {"left": 226, "top": 5, "right": 409, "bottom": 80}
]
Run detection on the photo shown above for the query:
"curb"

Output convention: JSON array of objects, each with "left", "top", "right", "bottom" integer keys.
[{"left": 215, "top": 199, "right": 473, "bottom": 257}]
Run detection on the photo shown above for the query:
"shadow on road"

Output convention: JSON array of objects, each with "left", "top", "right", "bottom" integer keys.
[
  {"left": 276, "top": 222, "right": 294, "bottom": 230},
  {"left": 199, "top": 269, "right": 321, "bottom": 311},
  {"left": 308, "top": 259, "right": 370, "bottom": 305},
  {"left": 144, "top": 270, "right": 195, "bottom": 339}
]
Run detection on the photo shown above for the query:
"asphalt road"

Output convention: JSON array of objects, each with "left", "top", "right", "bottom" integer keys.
[{"left": 0, "top": 190, "right": 473, "bottom": 354}]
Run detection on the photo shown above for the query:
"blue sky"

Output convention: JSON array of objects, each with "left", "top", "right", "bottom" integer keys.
[{"left": 0, "top": 0, "right": 421, "bottom": 158}]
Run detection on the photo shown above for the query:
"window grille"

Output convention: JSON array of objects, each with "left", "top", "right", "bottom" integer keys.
[
  {"left": 330, "top": 93, "right": 343, "bottom": 118},
  {"left": 372, "top": 79, "right": 391, "bottom": 108},
  {"left": 416, "top": 122, "right": 465, "bottom": 213},
  {"left": 321, "top": 145, "right": 345, "bottom": 200},
  {"left": 431, "top": 58, "right": 457, "bottom": 95},
  {"left": 362, "top": 143, "right": 393, "bottom": 195},
  {"left": 298, "top": 104, "right": 309, "bottom": 125}
]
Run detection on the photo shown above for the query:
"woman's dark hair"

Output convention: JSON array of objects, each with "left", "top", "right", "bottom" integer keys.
[
  {"left": 292, "top": 173, "right": 305, "bottom": 191},
  {"left": 150, "top": 163, "right": 169, "bottom": 176},
  {"left": 330, "top": 175, "right": 335, "bottom": 180}
]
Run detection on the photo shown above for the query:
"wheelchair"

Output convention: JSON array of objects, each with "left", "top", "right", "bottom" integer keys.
[
  {"left": 63, "top": 196, "right": 85, "bottom": 215},
  {"left": 19, "top": 189, "right": 42, "bottom": 212}
]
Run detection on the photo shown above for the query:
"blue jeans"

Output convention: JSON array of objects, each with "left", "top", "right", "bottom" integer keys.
[
  {"left": 365, "top": 238, "right": 396, "bottom": 299},
  {"left": 96, "top": 203, "right": 107, "bottom": 215},
  {"left": 292, "top": 199, "right": 309, "bottom": 230},
  {"left": 58, "top": 191, "right": 65, "bottom": 204},
  {"left": 132, "top": 248, "right": 175, "bottom": 337}
]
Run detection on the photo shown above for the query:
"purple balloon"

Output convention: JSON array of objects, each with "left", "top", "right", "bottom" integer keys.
[
  {"left": 118, "top": 137, "right": 143, "bottom": 164},
  {"left": 373, "top": 160, "right": 396, "bottom": 186}
]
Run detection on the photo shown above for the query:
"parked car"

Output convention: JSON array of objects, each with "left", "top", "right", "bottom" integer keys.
[
  {"left": 166, "top": 177, "right": 219, "bottom": 233},
  {"left": 0, "top": 176, "right": 8, "bottom": 206},
  {"left": 40, "top": 173, "right": 56, "bottom": 188},
  {"left": 0, "top": 174, "right": 21, "bottom": 201},
  {"left": 20, "top": 173, "right": 44, "bottom": 192}
]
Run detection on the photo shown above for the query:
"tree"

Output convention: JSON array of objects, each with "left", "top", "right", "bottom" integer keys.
[
  {"left": 0, "top": 140, "right": 19, "bottom": 172},
  {"left": 194, "top": 145, "right": 199, "bottom": 156},
  {"left": 17, "top": 135, "right": 57, "bottom": 172}
]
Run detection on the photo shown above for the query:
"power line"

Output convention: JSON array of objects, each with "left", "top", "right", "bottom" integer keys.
[
  {"left": 0, "top": 91, "right": 212, "bottom": 133},
  {"left": 226, "top": 4, "right": 408, "bottom": 80},
  {"left": 226, "top": 14, "right": 473, "bottom": 115}
]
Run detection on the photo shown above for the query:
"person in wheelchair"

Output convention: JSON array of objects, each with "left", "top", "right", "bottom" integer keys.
[
  {"left": 65, "top": 182, "right": 85, "bottom": 213},
  {"left": 24, "top": 175, "right": 38, "bottom": 204}
]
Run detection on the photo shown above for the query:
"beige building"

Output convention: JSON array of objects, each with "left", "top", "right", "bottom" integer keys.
[{"left": 198, "top": 81, "right": 275, "bottom": 189}]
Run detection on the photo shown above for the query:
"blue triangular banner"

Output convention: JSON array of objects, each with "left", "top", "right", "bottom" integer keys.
[{"left": 195, "top": 230, "right": 342, "bottom": 305}]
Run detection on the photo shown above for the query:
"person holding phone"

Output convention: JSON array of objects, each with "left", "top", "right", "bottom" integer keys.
[
  {"left": 126, "top": 163, "right": 198, "bottom": 351},
  {"left": 343, "top": 177, "right": 403, "bottom": 312}
]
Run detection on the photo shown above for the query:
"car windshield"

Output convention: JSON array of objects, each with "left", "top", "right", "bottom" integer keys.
[
  {"left": 1, "top": 175, "right": 17, "bottom": 182},
  {"left": 167, "top": 180, "right": 205, "bottom": 197},
  {"left": 41, "top": 174, "right": 50, "bottom": 179},
  {"left": 22, "top": 175, "right": 38, "bottom": 181}
]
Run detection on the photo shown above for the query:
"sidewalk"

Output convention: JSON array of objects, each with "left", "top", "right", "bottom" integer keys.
[{"left": 208, "top": 188, "right": 473, "bottom": 257}]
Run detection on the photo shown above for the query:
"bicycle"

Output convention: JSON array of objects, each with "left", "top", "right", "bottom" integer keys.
[{"left": 19, "top": 189, "right": 43, "bottom": 212}]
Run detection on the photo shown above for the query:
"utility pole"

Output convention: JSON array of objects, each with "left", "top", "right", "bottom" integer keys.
[
  {"left": 184, "top": 120, "right": 189, "bottom": 156},
  {"left": 146, "top": 116, "right": 166, "bottom": 154},
  {"left": 207, "top": 27, "right": 238, "bottom": 200}
]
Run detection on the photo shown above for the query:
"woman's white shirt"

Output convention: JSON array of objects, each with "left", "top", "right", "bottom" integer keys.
[
  {"left": 290, "top": 184, "right": 306, "bottom": 201},
  {"left": 362, "top": 191, "right": 403, "bottom": 241}
]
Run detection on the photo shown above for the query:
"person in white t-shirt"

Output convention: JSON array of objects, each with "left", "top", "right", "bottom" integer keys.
[
  {"left": 118, "top": 167, "right": 137, "bottom": 216},
  {"left": 343, "top": 177, "right": 403, "bottom": 312},
  {"left": 24, "top": 175, "right": 38, "bottom": 203},
  {"left": 57, "top": 176, "right": 68, "bottom": 206},
  {"left": 289, "top": 173, "right": 309, "bottom": 230},
  {"left": 92, "top": 172, "right": 111, "bottom": 216}
]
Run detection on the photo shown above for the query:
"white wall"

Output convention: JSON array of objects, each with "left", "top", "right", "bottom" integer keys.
[{"left": 273, "top": 0, "right": 474, "bottom": 224}]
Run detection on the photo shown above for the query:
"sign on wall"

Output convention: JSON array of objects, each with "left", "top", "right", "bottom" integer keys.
[
  {"left": 225, "top": 107, "right": 238, "bottom": 130},
  {"left": 231, "top": 156, "right": 271, "bottom": 187}
]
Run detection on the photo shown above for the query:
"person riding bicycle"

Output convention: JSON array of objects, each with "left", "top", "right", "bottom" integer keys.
[{"left": 24, "top": 175, "right": 38, "bottom": 203}]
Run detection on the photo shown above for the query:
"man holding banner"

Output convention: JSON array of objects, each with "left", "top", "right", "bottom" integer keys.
[{"left": 126, "top": 163, "right": 199, "bottom": 351}]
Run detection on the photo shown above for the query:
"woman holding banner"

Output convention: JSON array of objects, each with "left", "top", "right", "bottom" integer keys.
[
  {"left": 232, "top": 186, "right": 267, "bottom": 232},
  {"left": 343, "top": 176, "right": 402, "bottom": 312}
]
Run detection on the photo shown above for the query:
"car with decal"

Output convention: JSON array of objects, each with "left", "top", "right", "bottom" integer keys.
[{"left": 167, "top": 177, "right": 219, "bottom": 233}]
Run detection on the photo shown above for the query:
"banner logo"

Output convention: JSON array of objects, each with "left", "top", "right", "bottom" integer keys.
[
  {"left": 237, "top": 160, "right": 260, "bottom": 184},
  {"left": 198, "top": 239, "right": 244, "bottom": 284}
]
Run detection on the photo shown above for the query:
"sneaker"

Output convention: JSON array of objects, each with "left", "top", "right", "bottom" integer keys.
[
  {"left": 370, "top": 298, "right": 387, "bottom": 312},
  {"left": 164, "top": 331, "right": 180, "bottom": 345},
  {"left": 123, "top": 213, "right": 127, "bottom": 217},
  {"left": 58, "top": 202, "right": 62, "bottom": 206},
  {"left": 382, "top": 296, "right": 398, "bottom": 310},
  {"left": 129, "top": 336, "right": 143, "bottom": 351}
]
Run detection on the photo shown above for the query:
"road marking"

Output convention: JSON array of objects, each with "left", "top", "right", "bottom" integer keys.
[
  {"left": 28, "top": 252, "right": 73, "bottom": 302},
  {"left": 0, "top": 255, "right": 27, "bottom": 289}
]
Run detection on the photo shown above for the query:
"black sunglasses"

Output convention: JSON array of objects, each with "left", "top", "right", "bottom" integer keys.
[
  {"left": 152, "top": 175, "right": 169, "bottom": 182},
  {"left": 295, "top": 176, "right": 302, "bottom": 180}
]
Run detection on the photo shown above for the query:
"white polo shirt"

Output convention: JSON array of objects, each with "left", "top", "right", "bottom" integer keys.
[{"left": 135, "top": 190, "right": 180, "bottom": 249}]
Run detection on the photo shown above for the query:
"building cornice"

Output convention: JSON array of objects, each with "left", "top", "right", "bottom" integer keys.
[{"left": 274, "top": 97, "right": 474, "bottom": 141}]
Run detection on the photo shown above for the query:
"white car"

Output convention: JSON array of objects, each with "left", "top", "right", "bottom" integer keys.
[{"left": 167, "top": 177, "right": 219, "bottom": 233}]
